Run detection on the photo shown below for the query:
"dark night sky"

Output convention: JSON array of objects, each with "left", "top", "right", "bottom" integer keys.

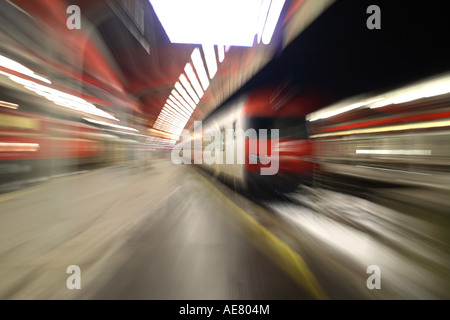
[{"left": 243, "top": 0, "right": 450, "bottom": 107}]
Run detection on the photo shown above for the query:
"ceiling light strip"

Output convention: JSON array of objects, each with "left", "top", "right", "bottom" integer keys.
[
  {"left": 202, "top": 44, "right": 218, "bottom": 79},
  {"left": 262, "top": 0, "right": 285, "bottom": 45},
  {"left": 166, "top": 98, "right": 191, "bottom": 118},
  {"left": 184, "top": 63, "right": 204, "bottom": 99},
  {"left": 174, "top": 82, "right": 196, "bottom": 109},
  {"left": 166, "top": 98, "right": 188, "bottom": 117},
  {"left": 159, "top": 113, "right": 186, "bottom": 126},
  {"left": 179, "top": 74, "right": 200, "bottom": 104},
  {"left": 159, "top": 114, "right": 186, "bottom": 126},
  {"left": 164, "top": 102, "right": 190, "bottom": 119},
  {"left": 257, "top": 0, "right": 272, "bottom": 44},
  {"left": 191, "top": 48, "right": 210, "bottom": 91},
  {"left": 217, "top": 45, "right": 225, "bottom": 63},
  {"left": 171, "top": 89, "right": 195, "bottom": 114}
]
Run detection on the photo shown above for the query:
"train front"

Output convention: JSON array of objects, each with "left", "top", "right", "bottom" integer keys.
[{"left": 241, "top": 86, "right": 323, "bottom": 193}]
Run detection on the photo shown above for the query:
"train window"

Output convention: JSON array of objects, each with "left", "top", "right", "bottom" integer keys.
[
  {"left": 247, "top": 117, "right": 308, "bottom": 139},
  {"left": 275, "top": 118, "right": 308, "bottom": 139}
]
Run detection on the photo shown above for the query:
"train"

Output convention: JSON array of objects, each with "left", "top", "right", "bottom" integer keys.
[
  {"left": 179, "top": 72, "right": 450, "bottom": 194},
  {"left": 307, "top": 72, "right": 450, "bottom": 191},
  {"left": 179, "top": 85, "right": 325, "bottom": 193},
  {"left": 0, "top": 107, "right": 143, "bottom": 179}
]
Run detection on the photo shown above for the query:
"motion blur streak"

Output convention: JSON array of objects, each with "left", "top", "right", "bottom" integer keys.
[{"left": 0, "top": 100, "right": 19, "bottom": 109}]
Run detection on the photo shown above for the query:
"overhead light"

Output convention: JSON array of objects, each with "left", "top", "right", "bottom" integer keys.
[
  {"left": 150, "top": 0, "right": 267, "bottom": 46},
  {"left": 171, "top": 89, "right": 194, "bottom": 114},
  {"left": 202, "top": 44, "right": 217, "bottom": 79},
  {"left": 162, "top": 118, "right": 188, "bottom": 129},
  {"left": 167, "top": 96, "right": 186, "bottom": 115},
  {"left": 184, "top": 63, "right": 204, "bottom": 98},
  {"left": 256, "top": 0, "right": 271, "bottom": 44},
  {"left": 162, "top": 108, "right": 188, "bottom": 121},
  {"left": 158, "top": 118, "right": 182, "bottom": 130},
  {"left": 160, "top": 106, "right": 183, "bottom": 119},
  {"left": 191, "top": 48, "right": 210, "bottom": 91},
  {"left": 159, "top": 114, "right": 186, "bottom": 126},
  {"left": 174, "top": 82, "right": 196, "bottom": 109},
  {"left": 162, "top": 110, "right": 185, "bottom": 123},
  {"left": 158, "top": 120, "right": 183, "bottom": 130},
  {"left": 166, "top": 100, "right": 189, "bottom": 118},
  {"left": 262, "top": 0, "right": 286, "bottom": 45},
  {"left": 160, "top": 111, "right": 187, "bottom": 126},
  {"left": 167, "top": 97, "right": 191, "bottom": 117},
  {"left": 159, "top": 116, "right": 186, "bottom": 128},
  {"left": 217, "top": 45, "right": 225, "bottom": 63},
  {"left": 162, "top": 108, "right": 187, "bottom": 122},
  {"left": 179, "top": 74, "right": 199, "bottom": 104}
]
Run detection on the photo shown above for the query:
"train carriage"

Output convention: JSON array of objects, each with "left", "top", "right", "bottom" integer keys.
[{"left": 183, "top": 86, "right": 324, "bottom": 193}]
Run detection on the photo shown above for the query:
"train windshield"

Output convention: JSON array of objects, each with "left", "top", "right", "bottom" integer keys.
[{"left": 246, "top": 117, "right": 308, "bottom": 139}]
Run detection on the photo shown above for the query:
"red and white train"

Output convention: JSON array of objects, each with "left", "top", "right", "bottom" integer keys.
[{"left": 182, "top": 85, "right": 324, "bottom": 193}]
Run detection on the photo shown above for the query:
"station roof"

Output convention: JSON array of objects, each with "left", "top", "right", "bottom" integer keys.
[{"left": 2, "top": 0, "right": 334, "bottom": 140}]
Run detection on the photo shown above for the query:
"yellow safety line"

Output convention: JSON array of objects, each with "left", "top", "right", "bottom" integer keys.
[{"left": 195, "top": 171, "right": 328, "bottom": 300}]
